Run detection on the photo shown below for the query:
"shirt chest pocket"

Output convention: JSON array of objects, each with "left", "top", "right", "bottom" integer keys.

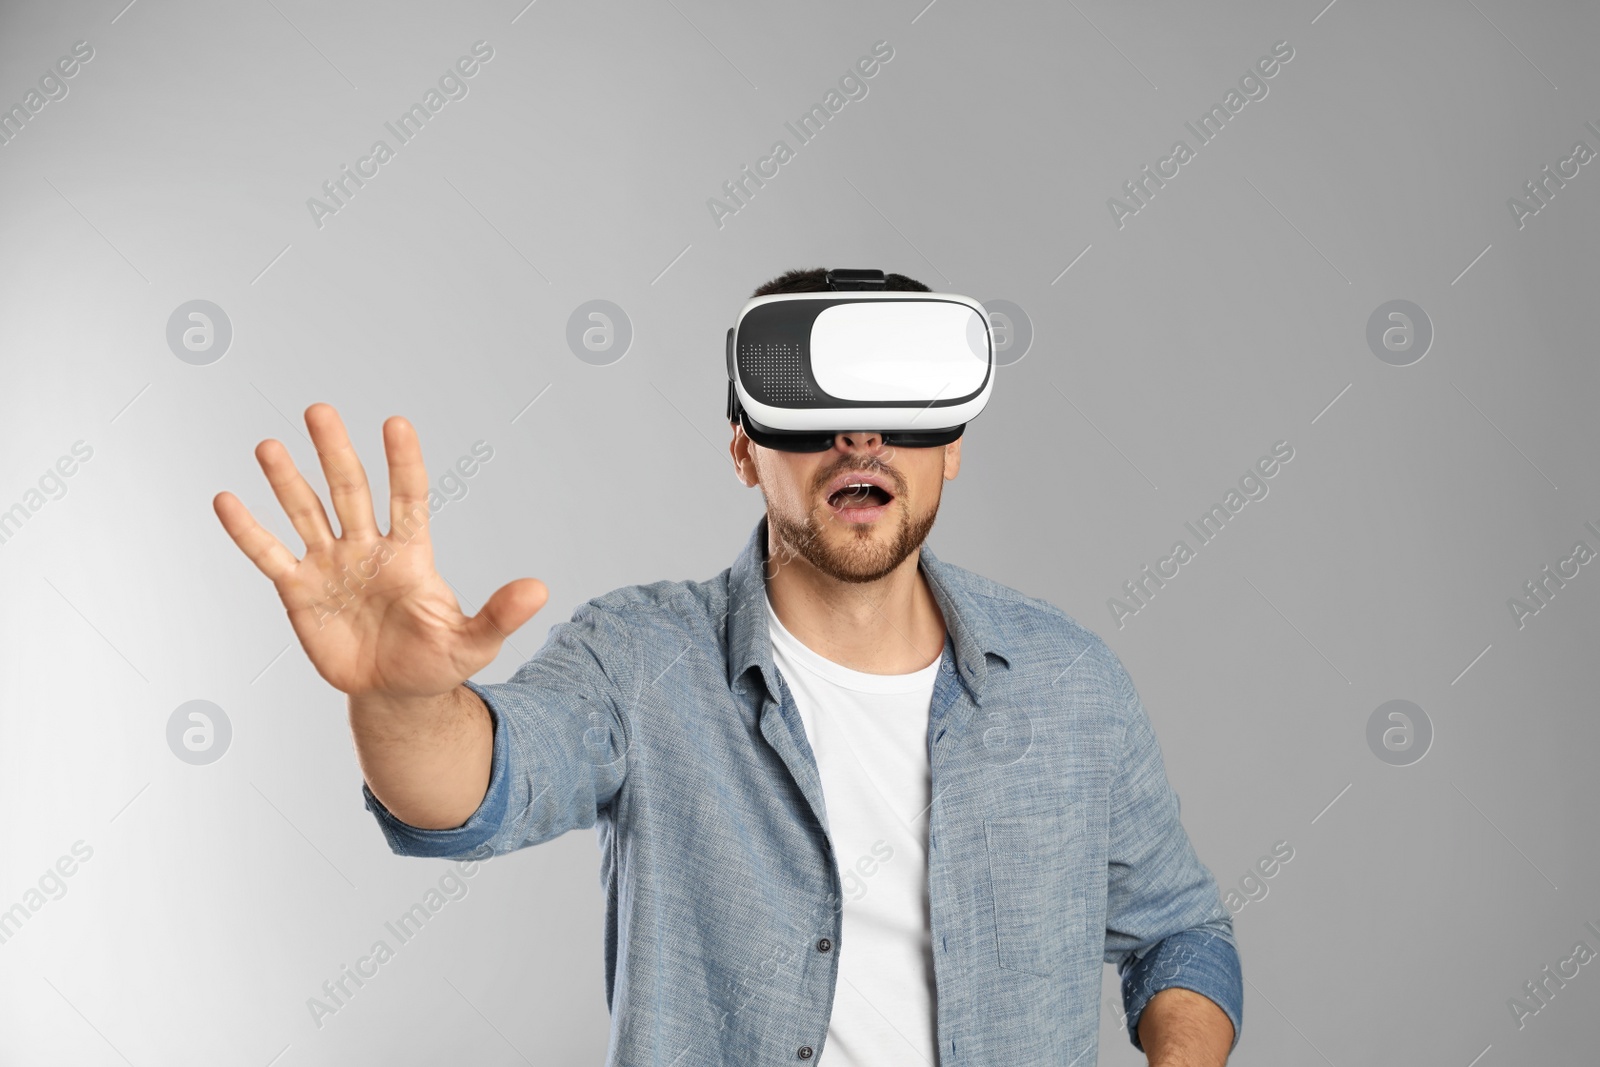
[{"left": 984, "top": 807, "right": 1087, "bottom": 979}]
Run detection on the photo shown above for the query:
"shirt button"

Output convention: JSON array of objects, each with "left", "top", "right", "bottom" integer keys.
[
  {"left": 816, "top": 938, "right": 833, "bottom": 953},
  {"left": 798, "top": 1047, "right": 815, "bottom": 1060}
]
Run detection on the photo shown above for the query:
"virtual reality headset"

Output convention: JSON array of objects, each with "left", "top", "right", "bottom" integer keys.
[{"left": 725, "top": 268, "right": 994, "bottom": 452}]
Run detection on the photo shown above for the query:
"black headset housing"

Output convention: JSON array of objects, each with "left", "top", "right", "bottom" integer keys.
[{"left": 725, "top": 269, "right": 993, "bottom": 452}]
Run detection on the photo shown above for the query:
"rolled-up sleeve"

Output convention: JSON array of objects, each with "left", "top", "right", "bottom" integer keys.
[
  {"left": 1102, "top": 665, "right": 1243, "bottom": 1054},
  {"left": 361, "top": 598, "right": 637, "bottom": 861}
]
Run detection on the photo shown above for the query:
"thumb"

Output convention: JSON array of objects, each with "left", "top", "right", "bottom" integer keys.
[{"left": 463, "top": 578, "right": 549, "bottom": 656}]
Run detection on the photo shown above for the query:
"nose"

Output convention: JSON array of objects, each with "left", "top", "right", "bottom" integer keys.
[{"left": 832, "top": 430, "right": 884, "bottom": 453}]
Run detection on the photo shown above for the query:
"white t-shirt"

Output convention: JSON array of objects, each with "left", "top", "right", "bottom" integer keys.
[{"left": 767, "top": 598, "right": 941, "bottom": 1066}]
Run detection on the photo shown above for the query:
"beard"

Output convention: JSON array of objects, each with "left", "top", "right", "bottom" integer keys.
[{"left": 765, "top": 486, "right": 942, "bottom": 585}]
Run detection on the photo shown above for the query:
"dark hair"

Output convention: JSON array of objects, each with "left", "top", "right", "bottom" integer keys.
[{"left": 750, "top": 267, "right": 930, "bottom": 297}]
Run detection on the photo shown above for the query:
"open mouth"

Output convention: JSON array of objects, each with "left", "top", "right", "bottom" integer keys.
[
  {"left": 828, "top": 483, "right": 894, "bottom": 508},
  {"left": 826, "top": 480, "right": 895, "bottom": 522}
]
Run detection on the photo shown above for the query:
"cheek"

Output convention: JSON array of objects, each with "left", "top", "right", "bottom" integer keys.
[
  {"left": 757, "top": 452, "right": 812, "bottom": 499},
  {"left": 905, "top": 459, "right": 948, "bottom": 502}
]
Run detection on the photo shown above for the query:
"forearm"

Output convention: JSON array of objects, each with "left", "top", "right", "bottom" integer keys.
[
  {"left": 349, "top": 684, "right": 493, "bottom": 830},
  {"left": 1136, "top": 987, "right": 1234, "bottom": 1067}
]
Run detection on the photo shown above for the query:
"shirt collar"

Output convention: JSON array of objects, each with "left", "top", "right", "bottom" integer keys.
[{"left": 725, "top": 513, "right": 1011, "bottom": 701}]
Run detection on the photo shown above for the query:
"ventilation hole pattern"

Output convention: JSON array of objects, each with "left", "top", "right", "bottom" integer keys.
[{"left": 742, "top": 341, "right": 816, "bottom": 402}]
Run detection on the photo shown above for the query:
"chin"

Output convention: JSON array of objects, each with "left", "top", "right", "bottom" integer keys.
[
  {"left": 767, "top": 489, "right": 942, "bottom": 585},
  {"left": 814, "top": 502, "right": 937, "bottom": 584}
]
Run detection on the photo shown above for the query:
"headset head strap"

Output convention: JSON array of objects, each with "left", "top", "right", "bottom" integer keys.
[{"left": 823, "top": 268, "right": 886, "bottom": 291}]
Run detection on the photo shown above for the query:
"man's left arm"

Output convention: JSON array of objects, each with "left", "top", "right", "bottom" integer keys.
[
  {"left": 1102, "top": 661, "right": 1242, "bottom": 1066},
  {"left": 1137, "top": 987, "right": 1235, "bottom": 1067}
]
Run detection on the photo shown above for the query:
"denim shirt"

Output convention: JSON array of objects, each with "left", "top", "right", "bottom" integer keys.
[{"left": 363, "top": 515, "right": 1243, "bottom": 1065}]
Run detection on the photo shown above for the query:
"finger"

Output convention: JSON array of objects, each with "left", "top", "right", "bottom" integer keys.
[
  {"left": 255, "top": 438, "right": 337, "bottom": 549},
  {"left": 213, "top": 491, "right": 299, "bottom": 583},
  {"left": 383, "top": 415, "right": 432, "bottom": 546},
  {"left": 304, "top": 403, "right": 379, "bottom": 540},
  {"left": 462, "top": 578, "right": 548, "bottom": 657}
]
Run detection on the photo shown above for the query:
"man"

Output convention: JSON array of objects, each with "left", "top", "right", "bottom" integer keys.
[{"left": 213, "top": 267, "right": 1242, "bottom": 1065}]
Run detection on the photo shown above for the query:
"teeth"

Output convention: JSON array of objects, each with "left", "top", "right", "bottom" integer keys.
[{"left": 833, "top": 481, "right": 887, "bottom": 506}]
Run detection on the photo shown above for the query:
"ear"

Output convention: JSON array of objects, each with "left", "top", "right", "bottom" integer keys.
[
  {"left": 943, "top": 436, "right": 962, "bottom": 481},
  {"left": 730, "top": 423, "right": 760, "bottom": 488}
]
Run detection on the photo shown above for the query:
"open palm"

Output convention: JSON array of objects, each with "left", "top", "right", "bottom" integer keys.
[{"left": 213, "top": 404, "right": 547, "bottom": 699}]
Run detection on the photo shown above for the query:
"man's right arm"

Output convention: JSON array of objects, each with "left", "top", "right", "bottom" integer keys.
[
  {"left": 355, "top": 599, "right": 637, "bottom": 860},
  {"left": 213, "top": 404, "right": 615, "bottom": 860},
  {"left": 350, "top": 684, "right": 495, "bottom": 831}
]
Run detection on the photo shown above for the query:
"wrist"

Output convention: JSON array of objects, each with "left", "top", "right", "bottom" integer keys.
[{"left": 350, "top": 684, "right": 469, "bottom": 727}]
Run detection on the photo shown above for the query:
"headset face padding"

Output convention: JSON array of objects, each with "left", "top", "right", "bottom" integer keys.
[{"left": 734, "top": 410, "right": 965, "bottom": 452}]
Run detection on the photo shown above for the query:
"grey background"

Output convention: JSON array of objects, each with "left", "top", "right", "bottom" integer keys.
[{"left": 1, "top": 0, "right": 1596, "bottom": 1063}]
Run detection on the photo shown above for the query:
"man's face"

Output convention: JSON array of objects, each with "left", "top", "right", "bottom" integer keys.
[{"left": 730, "top": 426, "right": 961, "bottom": 584}]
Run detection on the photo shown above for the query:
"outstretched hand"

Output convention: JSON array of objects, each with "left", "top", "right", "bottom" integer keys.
[{"left": 213, "top": 403, "right": 547, "bottom": 699}]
